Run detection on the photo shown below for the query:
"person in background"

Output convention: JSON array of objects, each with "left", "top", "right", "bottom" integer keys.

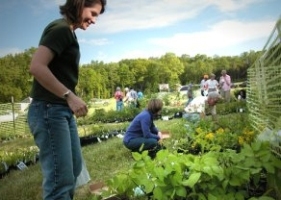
[
  {"left": 237, "top": 89, "right": 246, "bottom": 101},
  {"left": 219, "top": 69, "right": 232, "bottom": 102},
  {"left": 114, "top": 86, "right": 124, "bottom": 111},
  {"left": 205, "top": 73, "right": 220, "bottom": 121},
  {"left": 130, "top": 87, "right": 138, "bottom": 107},
  {"left": 185, "top": 90, "right": 194, "bottom": 107},
  {"left": 123, "top": 87, "right": 131, "bottom": 106},
  {"left": 200, "top": 74, "right": 209, "bottom": 96},
  {"left": 124, "top": 87, "right": 138, "bottom": 108},
  {"left": 123, "top": 99, "right": 164, "bottom": 158},
  {"left": 137, "top": 89, "right": 144, "bottom": 99},
  {"left": 136, "top": 89, "right": 144, "bottom": 108},
  {"left": 183, "top": 96, "right": 207, "bottom": 123},
  {"left": 187, "top": 82, "right": 194, "bottom": 99},
  {"left": 27, "top": 0, "right": 106, "bottom": 199}
]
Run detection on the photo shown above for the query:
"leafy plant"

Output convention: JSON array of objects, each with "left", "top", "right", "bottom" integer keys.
[{"left": 104, "top": 140, "right": 281, "bottom": 200}]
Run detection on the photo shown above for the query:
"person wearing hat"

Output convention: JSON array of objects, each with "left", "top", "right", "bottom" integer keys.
[
  {"left": 200, "top": 74, "right": 209, "bottom": 96},
  {"left": 114, "top": 86, "right": 124, "bottom": 111}
]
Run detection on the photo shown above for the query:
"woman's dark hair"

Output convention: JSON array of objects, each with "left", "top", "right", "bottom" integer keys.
[
  {"left": 60, "top": 0, "right": 106, "bottom": 25},
  {"left": 147, "top": 99, "right": 163, "bottom": 114}
]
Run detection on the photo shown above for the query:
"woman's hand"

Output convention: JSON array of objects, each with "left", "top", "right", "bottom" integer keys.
[
  {"left": 157, "top": 131, "right": 163, "bottom": 144},
  {"left": 66, "top": 92, "right": 88, "bottom": 118},
  {"left": 158, "top": 131, "right": 162, "bottom": 139}
]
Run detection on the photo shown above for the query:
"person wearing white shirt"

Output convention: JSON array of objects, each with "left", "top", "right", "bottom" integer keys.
[
  {"left": 183, "top": 96, "right": 207, "bottom": 122},
  {"left": 200, "top": 74, "right": 209, "bottom": 96},
  {"left": 205, "top": 73, "right": 220, "bottom": 121}
]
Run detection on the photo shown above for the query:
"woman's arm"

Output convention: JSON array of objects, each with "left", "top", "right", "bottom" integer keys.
[
  {"left": 140, "top": 116, "right": 160, "bottom": 140},
  {"left": 30, "top": 45, "right": 88, "bottom": 117}
]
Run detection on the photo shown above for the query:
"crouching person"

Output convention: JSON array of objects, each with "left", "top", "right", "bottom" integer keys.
[
  {"left": 183, "top": 96, "right": 206, "bottom": 123},
  {"left": 206, "top": 91, "right": 221, "bottom": 121},
  {"left": 123, "top": 99, "right": 165, "bottom": 159}
]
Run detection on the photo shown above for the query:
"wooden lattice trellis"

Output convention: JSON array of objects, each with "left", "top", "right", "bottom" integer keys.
[{"left": 247, "top": 17, "right": 281, "bottom": 132}]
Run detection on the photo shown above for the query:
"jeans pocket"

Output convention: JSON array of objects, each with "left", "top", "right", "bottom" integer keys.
[{"left": 27, "top": 103, "right": 40, "bottom": 135}]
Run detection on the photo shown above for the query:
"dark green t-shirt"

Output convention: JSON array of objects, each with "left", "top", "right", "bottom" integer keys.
[{"left": 30, "top": 18, "right": 80, "bottom": 104}]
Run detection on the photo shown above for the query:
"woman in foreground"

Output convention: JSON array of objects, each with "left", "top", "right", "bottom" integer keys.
[{"left": 27, "top": 0, "right": 106, "bottom": 199}]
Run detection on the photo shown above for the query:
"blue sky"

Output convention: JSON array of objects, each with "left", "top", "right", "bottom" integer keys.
[{"left": 0, "top": 0, "right": 280, "bottom": 64}]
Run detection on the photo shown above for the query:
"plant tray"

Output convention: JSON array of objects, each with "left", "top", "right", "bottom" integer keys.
[
  {"left": 89, "top": 182, "right": 119, "bottom": 200},
  {"left": 161, "top": 131, "right": 171, "bottom": 139}
]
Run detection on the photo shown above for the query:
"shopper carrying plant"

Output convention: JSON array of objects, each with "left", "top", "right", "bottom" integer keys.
[
  {"left": 27, "top": 0, "right": 106, "bottom": 199},
  {"left": 123, "top": 98, "right": 165, "bottom": 158}
]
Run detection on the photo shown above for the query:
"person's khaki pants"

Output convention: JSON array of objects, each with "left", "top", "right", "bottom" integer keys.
[{"left": 221, "top": 90, "right": 230, "bottom": 102}]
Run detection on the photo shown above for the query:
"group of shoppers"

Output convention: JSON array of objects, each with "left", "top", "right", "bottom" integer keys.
[
  {"left": 200, "top": 70, "right": 232, "bottom": 101},
  {"left": 196, "top": 70, "right": 232, "bottom": 121},
  {"left": 114, "top": 87, "right": 144, "bottom": 111}
]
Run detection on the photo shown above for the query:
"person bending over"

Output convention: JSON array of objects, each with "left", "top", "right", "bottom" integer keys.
[
  {"left": 27, "top": 0, "right": 106, "bottom": 199},
  {"left": 123, "top": 99, "right": 164, "bottom": 158}
]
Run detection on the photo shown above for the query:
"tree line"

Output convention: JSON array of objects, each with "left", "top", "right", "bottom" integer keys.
[{"left": 0, "top": 47, "right": 262, "bottom": 103}]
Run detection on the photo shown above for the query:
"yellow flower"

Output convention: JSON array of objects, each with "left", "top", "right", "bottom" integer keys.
[
  {"left": 195, "top": 127, "right": 203, "bottom": 134},
  {"left": 238, "top": 136, "right": 244, "bottom": 145},
  {"left": 243, "top": 128, "right": 255, "bottom": 136},
  {"left": 205, "top": 133, "right": 214, "bottom": 140},
  {"left": 216, "top": 128, "right": 224, "bottom": 134}
]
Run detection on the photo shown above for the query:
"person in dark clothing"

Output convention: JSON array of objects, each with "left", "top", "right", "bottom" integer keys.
[
  {"left": 27, "top": 0, "right": 107, "bottom": 199},
  {"left": 123, "top": 99, "right": 164, "bottom": 158}
]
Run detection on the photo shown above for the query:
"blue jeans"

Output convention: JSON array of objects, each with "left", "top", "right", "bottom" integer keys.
[
  {"left": 123, "top": 137, "right": 158, "bottom": 152},
  {"left": 27, "top": 100, "right": 82, "bottom": 200},
  {"left": 183, "top": 112, "right": 200, "bottom": 123},
  {"left": 116, "top": 100, "right": 124, "bottom": 111}
]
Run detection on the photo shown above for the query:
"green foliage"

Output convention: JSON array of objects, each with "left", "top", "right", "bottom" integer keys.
[
  {"left": 105, "top": 141, "right": 281, "bottom": 200},
  {"left": 88, "top": 107, "right": 140, "bottom": 123},
  {"left": 0, "top": 146, "right": 39, "bottom": 174},
  {"left": 173, "top": 115, "right": 258, "bottom": 154},
  {"left": 0, "top": 48, "right": 258, "bottom": 102}
]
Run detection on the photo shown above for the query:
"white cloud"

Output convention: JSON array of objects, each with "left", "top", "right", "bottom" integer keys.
[
  {"left": 79, "top": 38, "right": 111, "bottom": 46},
  {"left": 147, "top": 19, "right": 275, "bottom": 55},
  {"left": 0, "top": 48, "right": 23, "bottom": 58},
  {"left": 89, "top": 0, "right": 267, "bottom": 34},
  {"left": 211, "top": 0, "right": 263, "bottom": 12},
  {"left": 105, "top": 19, "right": 276, "bottom": 62}
]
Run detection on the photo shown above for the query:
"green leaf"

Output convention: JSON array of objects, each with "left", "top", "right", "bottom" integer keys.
[
  {"left": 153, "top": 186, "right": 164, "bottom": 200},
  {"left": 251, "top": 140, "right": 262, "bottom": 151},
  {"left": 248, "top": 196, "right": 275, "bottom": 200},
  {"left": 263, "top": 163, "right": 275, "bottom": 174},
  {"left": 235, "top": 191, "right": 246, "bottom": 200},
  {"left": 132, "top": 152, "right": 142, "bottom": 161},
  {"left": 143, "top": 180, "right": 154, "bottom": 193},
  {"left": 222, "top": 180, "right": 228, "bottom": 189},
  {"left": 229, "top": 176, "right": 241, "bottom": 186},
  {"left": 241, "top": 144, "right": 254, "bottom": 157},
  {"left": 207, "top": 193, "right": 218, "bottom": 200},
  {"left": 175, "top": 186, "right": 187, "bottom": 197},
  {"left": 182, "top": 172, "right": 201, "bottom": 188}
]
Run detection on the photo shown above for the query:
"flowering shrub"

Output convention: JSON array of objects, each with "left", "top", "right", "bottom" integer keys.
[{"left": 173, "top": 118, "right": 258, "bottom": 154}]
